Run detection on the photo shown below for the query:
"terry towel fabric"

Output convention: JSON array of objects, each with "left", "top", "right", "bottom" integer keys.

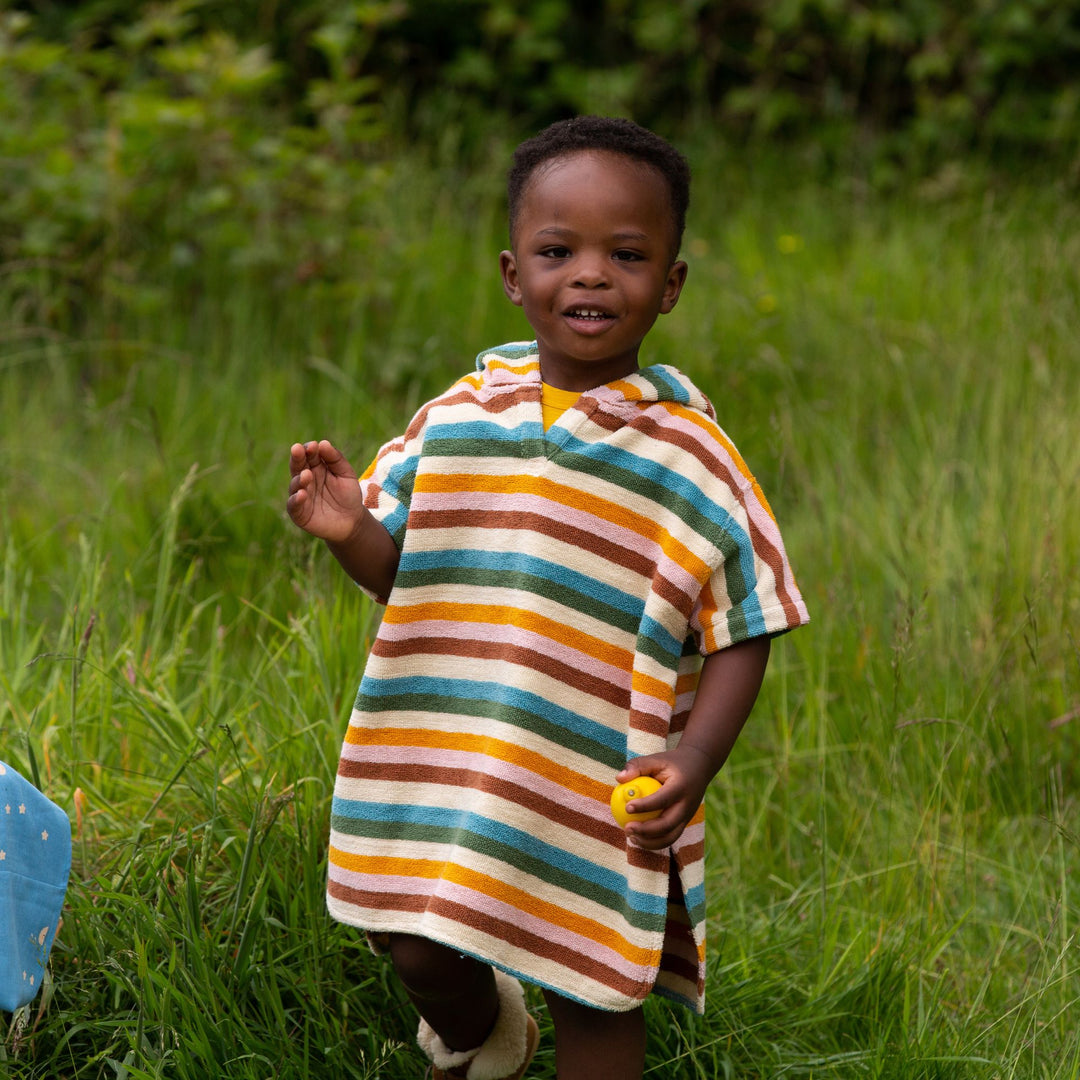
[{"left": 326, "top": 343, "right": 809, "bottom": 1013}]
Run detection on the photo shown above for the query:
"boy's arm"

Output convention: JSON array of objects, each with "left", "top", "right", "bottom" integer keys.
[
  {"left": 287, "top": 440, "right": 401, "bottom": 599},
  {"left": 616, "top": 635, "right": 771, "bottom": 851}
]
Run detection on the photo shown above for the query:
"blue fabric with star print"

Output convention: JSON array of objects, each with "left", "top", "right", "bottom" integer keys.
[{"left": 0, "top": 760, "right": 72, "bottom": 1012}]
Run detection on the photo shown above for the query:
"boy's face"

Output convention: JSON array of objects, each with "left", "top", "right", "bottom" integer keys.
[{"left": 500, "top": 150, "right": 688, "bottom": 392}]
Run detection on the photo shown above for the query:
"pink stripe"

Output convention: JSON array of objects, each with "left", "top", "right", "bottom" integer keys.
[
  {"left": 326, "top": 866, "right": 652, "bottom": 983},
  {"left": 412, "top": 488, "right": 705, "bottom": 594},
  {"left": 375, "top": 617, "right": 633, "bottom": 690},
  {"left": 337, "top": 743, "right": 613, "bottom": 823}
]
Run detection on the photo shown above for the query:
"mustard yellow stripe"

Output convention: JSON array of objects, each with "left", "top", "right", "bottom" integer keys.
[
  {"left": 631, "top": 668, "right": 675, "bottom": 709},
  {"left": 412, "top": 473, "right": 712, "bottom": 582},
  {"left": 675, "top": 669, "right": 701, "bottom": 696},
  {"left": 484, "top": 359, "right": 542, "bottom": 376},
  {"left": 329, "top": 849, "right": 656, "bottom": 966},
  {"left": 605, "top": 377, "right": 644, "bottom": 401},
  {"left": 342, "top": 725, "right": 611, "bottom": 802},
  {"left": 697, "top": 580, "right": 720, "bottom": 654}
]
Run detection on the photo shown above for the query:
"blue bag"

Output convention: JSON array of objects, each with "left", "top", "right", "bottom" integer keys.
[{"left": 0, "top": 760, "right": 72, "bottom": 1012}]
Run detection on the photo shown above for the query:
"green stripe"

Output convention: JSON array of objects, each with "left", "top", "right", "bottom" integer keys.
[
  {"left": 353, "top": 690, "right": 626, "bottom": 769},
  {"left": 425, "top": 435, "right": 546, "bottom": 460},
  {"left": 394, "top": 566, "right": 642, "bottom": 638},
  {"left": 330, "top": 815, "right": 664, "bottom": 933}
]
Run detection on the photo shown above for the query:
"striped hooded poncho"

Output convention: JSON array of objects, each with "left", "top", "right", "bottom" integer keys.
[{"left": 327, "top": 343, "right": 808, "bottom": 1013}]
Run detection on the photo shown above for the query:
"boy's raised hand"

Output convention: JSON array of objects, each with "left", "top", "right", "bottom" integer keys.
[{"left": 287, "top": 440, "right": 366, "bottom": 543}]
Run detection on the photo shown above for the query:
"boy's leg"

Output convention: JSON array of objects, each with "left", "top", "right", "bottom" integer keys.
[
  {"left": 542, "top": 989, "right": 646, "bottom": 1080},
  {"left": 387, "top": 932, "right": 499, "bottom": 1051}
]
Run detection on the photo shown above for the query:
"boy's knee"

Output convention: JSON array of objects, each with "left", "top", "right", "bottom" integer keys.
[{"left": 387, "top": 933, "right": 487, "bottom": 1001}]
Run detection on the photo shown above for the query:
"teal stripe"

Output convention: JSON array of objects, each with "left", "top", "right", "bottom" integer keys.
[
  {"left": 379, "top": 454, "right": 418, "bottom": 505},
  {"left": 552, "top": 441, "right": 767, "bottom": 636},
  {"left": 354, "top": 679, "right": 626, "bottom": 768},
  {"left": 331, "top": 802, "right": 666, "bottom": 930},
  {"left": 381, "top": 503, "right": 408, "bottom": 547},
  {"left": 476, "top": 342, "right": 539, "bottom": 368},
  {"left": 428, "top": 421, "right": 535, "bottom": 442},
  {"left": 395, "top": 551, "right": 683, "bottom": 663},
  {"left": 394, "top": 565, "right": 642, "bottom": 641},
  {"left": 636, "top": 366, "right": 690, "bottom": 403},
  {"left": 400, "top": 549, "right": 644, "bottom": 619}
]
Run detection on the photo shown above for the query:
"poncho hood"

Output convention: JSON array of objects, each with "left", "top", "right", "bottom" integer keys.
[{"left": 475, "top": 341, "right": 717, "bottom": 422}]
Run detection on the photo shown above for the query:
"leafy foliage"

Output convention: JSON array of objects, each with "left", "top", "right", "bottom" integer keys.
[
  {"left": 3, "top": 1, "right": 1080, "bottom": 326},
  {"left": 0, "top": 2, "right": 398, "bottom": 326}
]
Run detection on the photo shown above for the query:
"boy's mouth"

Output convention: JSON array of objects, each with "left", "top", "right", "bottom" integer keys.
[{"left": 564, "top": 307, "right": 615, "bottom": 323}]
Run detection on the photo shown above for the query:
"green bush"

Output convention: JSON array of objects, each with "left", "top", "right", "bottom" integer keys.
[
  {"left": 3, "top": 0, "right": 1079, "bottom": 327},
  {"left": 0, "top": 2, "right": 400, "bottom": 326}
]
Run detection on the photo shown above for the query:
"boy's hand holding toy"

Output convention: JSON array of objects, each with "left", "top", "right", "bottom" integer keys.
[{"left": 612, "top": 742, "right": 716, "bottom": 850}]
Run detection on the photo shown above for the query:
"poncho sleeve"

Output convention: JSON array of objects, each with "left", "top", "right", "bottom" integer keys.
[
  {"left": 688, "top": 441, "right": 808, "bottom": 654},
  {"left": 354, "top": 379, "right": 466, "bottom": 602}
]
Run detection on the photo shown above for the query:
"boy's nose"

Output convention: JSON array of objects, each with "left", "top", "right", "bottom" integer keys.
[{"left": 571, "top": 254, "right": 609, "bottom": 287}]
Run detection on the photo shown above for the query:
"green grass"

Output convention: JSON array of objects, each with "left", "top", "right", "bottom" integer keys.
[{"left": 2, "top": 147, "right": 1078, "bottom": 1078}]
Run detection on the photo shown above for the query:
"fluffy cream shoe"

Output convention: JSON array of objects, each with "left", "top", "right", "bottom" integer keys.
[{"left": 417, "top": 969, "right": 540, "bottom": 1080}]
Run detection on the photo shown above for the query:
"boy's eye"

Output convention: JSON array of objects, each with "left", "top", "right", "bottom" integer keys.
[
  {"left": 540, "top": 246, "right": 571, "bottom": 259},
  {"left": 612, "top": 250, "right": 644, "bottom": 262}
]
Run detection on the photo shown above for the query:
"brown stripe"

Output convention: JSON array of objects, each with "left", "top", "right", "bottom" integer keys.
[
  {"left": 327, "top": 883, "right": 657, "bottom": 1001},
  {"left": 336, "top": 759, "right": 629, "bottom": 849},
  {"left": 626, "top": 844, "right": 671, "bottom": 874},
  {"left": 411, "top": 504, "right": 698, "bottom": 625},
  {"left": 628, "top": 709, "right": 669, "bottom": 738},
  {"left": 659, "top": 948, "right": 699, "bottom": 987},
  {"left": 673, "top": 837, "right": 705, "bottom": 866},
  {"left": 409, "top": 506, "right": 657, "bottom": 581},
  {"left": 433, "top": 384, "right": 537, "bottom": 420},
  {"left": 370, "top": 635, "right": 631, "bottom": 712}
]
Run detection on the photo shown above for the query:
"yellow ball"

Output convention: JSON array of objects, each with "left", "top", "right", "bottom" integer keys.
[{"left": 610, "top": 776, "right": 663, "bottom": 828}]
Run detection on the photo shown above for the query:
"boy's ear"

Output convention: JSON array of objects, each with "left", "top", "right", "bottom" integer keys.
[
  {"left": 499, "top": 250, "right": 523, "bottom": 306},
  {"left": 660, "top": 259, "right": 688, "bottom": 315}
]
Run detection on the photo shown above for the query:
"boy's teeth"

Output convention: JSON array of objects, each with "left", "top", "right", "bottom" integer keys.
[{"left": 568, "top": 309, "right": 608, "bottom": 319}]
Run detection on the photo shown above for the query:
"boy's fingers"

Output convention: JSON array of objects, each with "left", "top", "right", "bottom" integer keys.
[
  {"left": 625, "top": 790, "right": 666, "bottom": 816},
  {"left": 627, "top": 814, "right": 683, "bottom": 850},
  {"left": 616, "top": 754, "right": 662, "bottom": 784}
]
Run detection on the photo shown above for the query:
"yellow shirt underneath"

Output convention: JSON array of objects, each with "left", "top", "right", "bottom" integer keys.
[{"left": 540, "top": 382, "right": 582, "bottom": 430}]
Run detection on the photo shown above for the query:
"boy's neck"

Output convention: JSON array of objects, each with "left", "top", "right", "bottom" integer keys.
[{"left": 538, "top": 355, "right": 640, "bottom": 393}]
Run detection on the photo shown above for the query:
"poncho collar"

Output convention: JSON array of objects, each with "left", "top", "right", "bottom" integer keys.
[{"left": 474, "top": 341, "right": 716, "bottom": 420}]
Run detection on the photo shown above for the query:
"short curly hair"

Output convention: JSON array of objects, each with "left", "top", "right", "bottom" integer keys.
[{"left": 507, "top": 115, "right": 691, "bottom": 256}]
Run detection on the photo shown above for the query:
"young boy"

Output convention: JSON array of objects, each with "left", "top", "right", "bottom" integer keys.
[{"left": 287, "top": 116, "right": 808, "bottom": 1080}]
